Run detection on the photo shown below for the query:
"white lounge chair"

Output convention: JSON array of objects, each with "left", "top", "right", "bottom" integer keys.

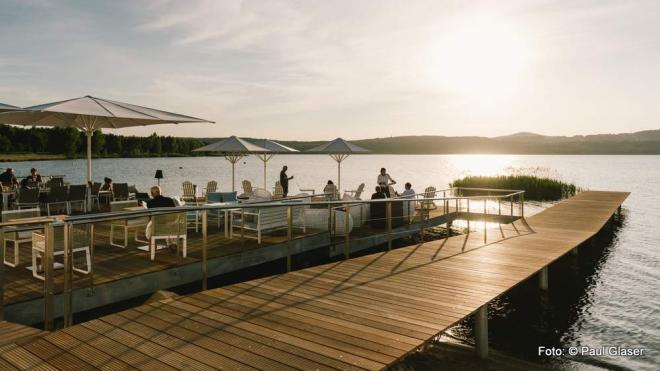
[
  {"left": 181, "top": 181, "right": 197, "bottom": 203},
  {"left": 231, "top": 204, "right": 306, "bottom": 244},
  {"left": 31, "top": 226, "right": 91, "bottom": 280},
  {"left": 109, "top": 200, "right": 149, "bottom": 248},
  {"left": 2, "top": 208, "right": 41, "bottom": 267},
  {"left": 420, "top": 186, "right": 437, "bottom": 211},
  {"left": 148, "top": 213, "right": 187, "bottom": 261}
]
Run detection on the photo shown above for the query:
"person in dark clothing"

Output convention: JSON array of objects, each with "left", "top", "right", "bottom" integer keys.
[
  {"left": 146, "top": 186, "right": 176, "bottom": 208},
  {"left": 0, "top": 168, "right": 18, "bottom": 188},
  {"left": 371, "top": 186, "right": 386, "bottom": 200},
  {"left": 370, "top": 186, "right": 387, "bottom": 228},
  {"left": 20, "top": 168, "right": 42, "bottom": 189},
  {"left": 279, "top": 166, "right": 293, "bottom": 197}
]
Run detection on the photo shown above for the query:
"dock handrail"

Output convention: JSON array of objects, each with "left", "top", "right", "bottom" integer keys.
[{"left": 0, "top": 187, "right": 525, "bottom": 329}]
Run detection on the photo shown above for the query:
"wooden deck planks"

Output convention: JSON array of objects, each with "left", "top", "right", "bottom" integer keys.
[{"left": 0, "top": 191, "right": 628, "bottom": 370}]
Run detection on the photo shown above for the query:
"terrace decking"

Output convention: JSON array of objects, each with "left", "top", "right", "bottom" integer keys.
[{"left": 0, "top": 191, "right": 628, "bottom": 370}]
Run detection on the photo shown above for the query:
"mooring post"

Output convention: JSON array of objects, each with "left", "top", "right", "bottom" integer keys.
[
  {"left": 287, "top": 206, "right": 293, "bottom": 272},
  {"left": 202, "top": 210, "right": 208, "bottom": 290},
  {"left": 344, "top": 205, "right": 350, "bottom": 260},
  {"left": 539, "top": 266, "right": 549, "bottom": 291},
  {"left": 386, "top": 201, "right": 392, "bottom": 251},
  {"left": 44, "top": 223, "right": 55, "bottom": 330},
  {"left": 475, "top": 304, "right": 489, "bottom": 359}
]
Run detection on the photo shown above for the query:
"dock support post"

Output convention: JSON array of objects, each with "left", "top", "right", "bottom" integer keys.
[
  {"left": 475, "top": 304, "right": 488, "bottom": 359},
  {"left": 44, "top": 223, "right": 55, "bottom": 331},
  {"left": 344, "top": 205, "right": 350, "bottom": 259},
  {"left": 0, "top": 227, "right": 4, "bottom": 321},
  {"left": 571, "top": 247, "right": 578, "bottom": 256},
  {"left": 202, "top": 210, "right": 208, "bottom": 290},
  {"left": 419, "top": 206, "right": 425, "bottom": 241},
  {"left": 617, "top": 205, "right": 622, "bottom": 215},
  {"left": 539, "top": 266, "right": 549, "bottom": 291},
  {"left": 287, "top": 206, "right": 293, "bottom": 272},
  {"left": 89, "top": 224, "right": 94, "bottom": 291},
  {"left": 386, "top": 201, "right": 392, "bottom": 251}
]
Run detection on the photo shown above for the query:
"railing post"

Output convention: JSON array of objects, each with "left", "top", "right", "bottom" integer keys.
[
  {"left": 419, "top": 202, "right": 425, "bottom": 241},
  {"left": 386, "top": 201, "right": 392, "bottom": 251},
  {"left": 344, "top": 205, "right": 350, "bottom": 260},
  {"left": 88, "top": 223, "right": 94, "bottom": 291},
  {"left": 520, "top": 193, "right": 525, "bottom": 218},
  {"left": 467, "top": 199, "right": 470, "bottom": 233},
  {"left": 63, "top": 223, "right": 73, "bottom": 327},
  {"left": 0, "top": 227, "right": 4, "bottom": 321},
  {"left": 240, "top": 208, "right": 245, "bottom": 244},
  {"left": 327, "top": 204, "right": 332, "bottom": 235},
  {"left": 202, "top": 210, "right": 208, "bottom": 290},
  {"left": 498, "top": 198, "right": 501, "bottom": 216},
  {"left": 539, "top": 266, "right": 549, "bottom": 291},
  {"left": 510, "top": 196, "right": 514, "bottom": 216},
  {"left": 443, "top": 191, "right": 447, "bottom": 214},
  {"left": 44, "top": 223, "right": 55, "bottom": 331},
  {"left": 287, "top": 206, "right": 293, "bottom": 272},
  {"left": 483, "top": 199, "right": 487, "bottom": 244}
]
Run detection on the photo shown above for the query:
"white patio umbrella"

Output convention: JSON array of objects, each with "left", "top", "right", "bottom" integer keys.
[
  {"left": 193, "top": 136, "right": 269, "bottom": 192},
  {"left": 0, "top": 95, "right": 213, "bottom": 182},
  {"left": 306, "top": 137, "right": 370, "bottom": 192},
  {"left": 248, "top": 139, "right": 299, "bottom": 189}
]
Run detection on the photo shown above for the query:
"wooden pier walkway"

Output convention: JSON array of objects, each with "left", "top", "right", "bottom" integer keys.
[{"left": 0, "top": 191, "right": 628, "bottom": 370}]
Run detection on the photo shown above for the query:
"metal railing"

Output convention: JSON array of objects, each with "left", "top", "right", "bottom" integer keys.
[{"left": 0, "top": 187, "right": 525, "bottom": 330}]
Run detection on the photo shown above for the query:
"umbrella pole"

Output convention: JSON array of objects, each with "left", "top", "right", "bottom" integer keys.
[{"left": 86, "top": 131, "right": 93, "bottom": 183}]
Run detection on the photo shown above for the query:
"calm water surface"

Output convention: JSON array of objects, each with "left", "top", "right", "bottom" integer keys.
[{"left": 2, "top": 154, "right": 658, "bottom": 369}]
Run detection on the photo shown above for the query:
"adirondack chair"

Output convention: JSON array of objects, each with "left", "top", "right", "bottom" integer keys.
[
  {"left": 241, "top": 180, "right": 254, "bottom": 197},
  {"left": 181, "top": 181, "right": 197, "bottom": 203},
  {"left": 344, "top": 183, "right": 365, "bottom": 200},
  {"left": 419, "top": 186, "right": 437, "bottom": 211},
  {"left": 204, "top": 180, "right": 218, "bottom": 196}
]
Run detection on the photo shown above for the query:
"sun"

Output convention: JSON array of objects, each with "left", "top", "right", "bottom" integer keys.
[{"left": 426, "top": 15, "right": 532, "bottom": 104}]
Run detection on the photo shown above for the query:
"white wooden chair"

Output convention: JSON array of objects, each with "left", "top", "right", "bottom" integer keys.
[
  {"left": 344, "top": 183, "right": 365, "bottom": 200},
  {"left": 231, "top": 204, "right": 305, "bottom": 244},
  {"left": 148, "top": 213, "right": 187, "bottom": 261},
  {"left": 2, "top": 208, "right": 41, "bottom": 267},
  {"left": 241, "top": 180, "right": 254, "bottom": 197},
  {"left": 181, "top": 181, "right": 197, "bottom": 203},
  {"left": 31, "top": 226, "right": 91, "bottom": 280},
  {"left": 419, "top": 186, "right": 437, "bottom": 211},
  {"left": 273, "top": 181, "right": 284, "bottom": 199},
  {"left": 109, "top": 200, "right": 149, "bottom": 248}
]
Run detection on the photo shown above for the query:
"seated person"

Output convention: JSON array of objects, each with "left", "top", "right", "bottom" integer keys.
[
  {"left": 399, "top": 182, "right": 415, "bottom": 198},
  {"left": 371, "top": 186, "right": 386, "bottom": 200},
  {"left": 370, "top": 186, "right": 387, "bottom": 228},
  {"left": 21, "top": 168, "right": 42, "bottom": 188},
  {"left": 0, "top": 168, "right": 18, "bottom": 189},
  {"left": 323, "top": 180, "right": 337, "bottom": 200},
  {"left": 145, "top": 186, "right": 176, "bottom": 208}
]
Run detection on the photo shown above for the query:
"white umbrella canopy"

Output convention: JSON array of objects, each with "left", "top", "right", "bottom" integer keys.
[
  {"left": 193, "top": 136, "right": 269, "bottom": 192},
  {"left": 306, "top": 137, "right": 370, "bottom": 192},
  {"left": 0, "top": 95, "right": 214, "bottom": 182},
  {"left": 248, "top": 139, "right": 299, "bottom": 188},
  {"left": 0, "top": 102, "right": 20, "bottom": 112}
]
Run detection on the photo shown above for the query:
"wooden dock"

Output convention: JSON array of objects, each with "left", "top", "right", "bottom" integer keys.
[{"left": 0, "top": 191, "right": 628, "bottom": 370}]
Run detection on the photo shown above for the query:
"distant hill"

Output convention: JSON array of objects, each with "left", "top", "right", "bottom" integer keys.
[{"left": 201, "top": 130, "right": 660, "bottom": 154}]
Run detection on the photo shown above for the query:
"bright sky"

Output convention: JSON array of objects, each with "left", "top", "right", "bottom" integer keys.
[{"left": 1, "top": 0, "right": 658, "bottom": 139}]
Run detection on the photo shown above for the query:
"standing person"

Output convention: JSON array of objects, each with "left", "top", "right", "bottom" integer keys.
[
  {"left": 279, "top": 165, "right": 293, "bottom": 197},
  {"left": 0, "top": 168, "right": 18, "bottom": 188},
  {"left": 377, "top": 168, "right": 396, "bottom": 197}
]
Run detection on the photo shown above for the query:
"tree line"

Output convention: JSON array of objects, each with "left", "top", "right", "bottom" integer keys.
[{"left": 0, "top": 124, "right": 206, "bottom": 157}]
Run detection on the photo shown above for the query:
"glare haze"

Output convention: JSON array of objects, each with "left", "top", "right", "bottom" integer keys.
[{"left": 1, "top": 0, "right": 658, "bottom": 139}]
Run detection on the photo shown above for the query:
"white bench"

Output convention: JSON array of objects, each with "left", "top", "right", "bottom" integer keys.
[{"left": 230, "top": 204, "right": 306, "bottom": 244}]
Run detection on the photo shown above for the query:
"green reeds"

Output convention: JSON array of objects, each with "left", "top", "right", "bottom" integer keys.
[{"left": 451, "top": 175, "right": 577, "bottom": 201}]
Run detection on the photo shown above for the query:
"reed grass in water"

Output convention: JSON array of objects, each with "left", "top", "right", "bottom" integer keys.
[{"left": 451, "top": 175, "right": 578, "bottom": 201}]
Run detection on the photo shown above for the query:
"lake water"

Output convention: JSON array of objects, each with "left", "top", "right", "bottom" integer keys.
[{"left": 2, "top": 154, "right": 658, "bottom": 369}]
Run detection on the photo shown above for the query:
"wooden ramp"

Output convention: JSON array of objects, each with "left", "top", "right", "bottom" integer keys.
[{"left": 0, "top": 191, "right": 628, "bottom": 370}]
